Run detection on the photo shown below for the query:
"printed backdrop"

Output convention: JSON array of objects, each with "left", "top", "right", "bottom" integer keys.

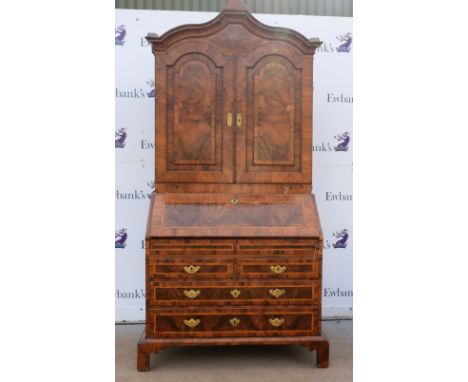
[{"left": 115, "top": 9, "right": 353, "bottom": 322}]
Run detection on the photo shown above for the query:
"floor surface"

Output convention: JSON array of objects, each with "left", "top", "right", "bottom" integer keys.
[{"left": 116, "top": 320, "right": 352, "bottom": 382}]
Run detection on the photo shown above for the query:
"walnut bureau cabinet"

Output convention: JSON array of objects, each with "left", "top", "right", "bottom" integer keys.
[{"left": 137, "top": 0, "right": 329, "bottom": 371}]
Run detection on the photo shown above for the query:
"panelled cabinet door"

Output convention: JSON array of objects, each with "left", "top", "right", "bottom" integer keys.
[
  {"left": 155, "top": 41, "right": 234, "bottom": 183},
  {"left": 236, "top": 43, "right": 313, "bottom": 183}
]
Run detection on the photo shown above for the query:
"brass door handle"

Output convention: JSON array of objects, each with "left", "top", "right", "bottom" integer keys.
[
  {"left": 183, "top": 289, "right": 201, "bottom": 299},
  {"left": 229, "top": 317, "right": 240, "bottom": 327},
  {"left": 183, "top": 265, "right": 200, "bottom": 274},
  {"left": 236, "top": 113, "right": 242, "bottom": 128},
  {"left": 270, "top": 265, "right": 287, "bottom": 274},
  {"left": 230, "top": 289, "right": 241, "bottom": 298},
  {"left": 268, "top": 317, "right": 285, "bottom": 327},
  {"left": 269, "top": 289, "right": 285, "bottom": 298},
  {"left": 227, "top": 112, "right": 233, "bottom": 127},
  {"left": 183, "top": 318, "right": 201, "bottom": 328}
]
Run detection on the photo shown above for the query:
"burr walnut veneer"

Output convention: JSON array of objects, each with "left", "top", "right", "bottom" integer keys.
[{"left": 138, "top": 0, "right": 328, "bottom": 371}]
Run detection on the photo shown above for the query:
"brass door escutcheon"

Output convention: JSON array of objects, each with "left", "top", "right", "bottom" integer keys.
[
  {"left": 183, "top": 318, "right": 201, "bottom": 328},
  {"left": 230, "top": 198, "right": 239, "bottom": 205},
  {"left": 270, "top": 265, "right": 287, "bottom": 274},
  {"left": 229, "top": 317, "right": 240, "bottom": 327},
  {"left": 227, "top": 112, "right": 233, "bottom": 127},
  {"left": 183, "top": 264, "right": 200, "bottom": 274},
  {"left": 268, "top": 317, "right": 285, "bottom": 327},
  {"left": 183, "top": 289, "right": 201, "bottom": 299},
  {"left": 230, "top": 289, "right": 241, "bottom": 298},
  {"left": 269, "top": 289, "right": 286, "bottom": 298},
  {"left": 236, "top": 113, "right": 242, "bottom": 128}
]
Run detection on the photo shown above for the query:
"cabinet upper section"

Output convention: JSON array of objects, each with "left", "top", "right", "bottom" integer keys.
[{"left": 146, "top": 0, "right": 322, "bottom": 188}]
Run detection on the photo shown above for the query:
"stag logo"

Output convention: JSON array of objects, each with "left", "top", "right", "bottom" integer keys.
[
  {"left": 333, "top": 229, "right": 349, "bottom": 249},
  {"left": 115, "top": 128, "right": 127, "bottom": 148},
  {"left": 115, "top": 229, "right": 128, "bottom": 249},
  {"left": 115, "top": 25, "right": 126, "bottom": 46},
  {"left": 147, "top": 180, "right": 155, "bottom": 199},
  {"left": 334, "top": 132, "right": 350, "bottom": 152},
  {"left": 146, "top": 80, "right": 155, "bottom": 98},
  {"left": 336, "top": 33, "right": 352, "bottom": 53}
]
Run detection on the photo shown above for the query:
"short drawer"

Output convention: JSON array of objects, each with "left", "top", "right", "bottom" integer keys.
[
  {"left": 150, "top": 281, "right": 320, "bottom": 306},
  {"left": 149, "top": 307, "right": 320, "bottom": 338},
  {"left": 149, "top": 258, "right": 233, "bottom": 280},
  {"left": 236, "top": 258, "right": 320, "bottom": 279}
]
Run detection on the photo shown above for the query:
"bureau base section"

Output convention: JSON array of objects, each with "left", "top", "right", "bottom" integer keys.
[{"left": 137, "top": 331, "right": 330, "bottom": 371}]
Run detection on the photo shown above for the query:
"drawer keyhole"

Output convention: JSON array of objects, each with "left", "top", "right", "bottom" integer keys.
[{"left": 229, "top": 317, "right": 240, "bottom": 327}]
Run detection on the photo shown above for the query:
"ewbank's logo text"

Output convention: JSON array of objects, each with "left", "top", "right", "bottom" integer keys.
[
  {"left": 116, "top": 181, "right": 154, "bottom": 200},
  {"left": 115, "top": 79, "right": 155, "bottom": 98},
  {"left": 313, "top": 131, "right": 351, "bottom": 152},
  {"left": 115, "top": 289, "right": 145, "bottom": 299},
  {"left": 325, "top": 192, "right": 352, "bottom": 201},
  {"left": 324, "top": 288, "right": 353, "bottom": 297},
  {"left": 317, "top": 33, "right": 352, "bottom": 53},
  {"left": 327, "top": 93, "right": 353, "bottom": 103}
]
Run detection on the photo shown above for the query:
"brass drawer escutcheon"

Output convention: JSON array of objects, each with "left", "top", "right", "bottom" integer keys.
[
  {"left": 229, "top": 317, "right": 240, "bottom": 327},
  {"left": 269, "top": 289, "right": 286, "bottom": 298},
  {"left": 227, "top": 112, "right": 233, "bottom": 127},
  {"left": 236, "top": 112, "right": 242, "bottom": 128},
  {"left": 183, "top": 318, "right": 201, "bottom": 328},
  {"left": 230, "top": 289, "right": 241, "bottom": 298},
  {"left": 268, "top": 317, "right": 285, "bottom": 327},
  {"left": 230, "top": 198, "right": 239, "bottom": 205},
  {"left": 270, "top": 265, "right": 287, "bottom": 274},
  {"left": 183, "top": 289, "right": 201, "bottom": 299},
  {"left": 183, "top": 265, "right": 200, "bottom": 274}
]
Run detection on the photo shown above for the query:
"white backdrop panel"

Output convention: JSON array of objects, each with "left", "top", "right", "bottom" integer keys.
[{"left": 115, "top": 9, "right": 353, "bottom": 321}]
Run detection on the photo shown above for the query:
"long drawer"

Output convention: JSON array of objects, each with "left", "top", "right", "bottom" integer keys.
[
  {"left": 149, "top": 306, "right": 320, "bottom": 338},
  {"left": 150, "top": 281, "right": 320, "bottom": 306}
]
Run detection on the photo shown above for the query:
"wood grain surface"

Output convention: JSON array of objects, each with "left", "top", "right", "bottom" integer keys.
[{"left": 139, "top": 0, "right": 328, "bottom": 372}]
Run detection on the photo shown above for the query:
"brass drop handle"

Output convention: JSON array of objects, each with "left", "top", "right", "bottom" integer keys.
[
  {"left": 183, "top": 318, "right": 201, "bottom": 328},
  {"left": 270, "top": 265, "right": 287, "bottom": 274},
  {"left": 183, "top": 289, "right": 201, "bottom": 299},
  {"left": 183, "top": 265, "right": 200, "bottom": 274},
  {"left": 230, "top": 289, "right": 241, "bottom": 298},
  {"left": 269, "top": 317, "right": 285, "bottom": 327},
  {"left": 227, "top": 112, "right": 233, "bottom": 127},
  {"left": 236, "top": 112, "right": 242, "bottom": 128},
  {"left": 229, "top": 317, "right": 240, "bottom": 327},
  {"left": 269, "top": 289, "right": 286, "bottom": 298}
]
